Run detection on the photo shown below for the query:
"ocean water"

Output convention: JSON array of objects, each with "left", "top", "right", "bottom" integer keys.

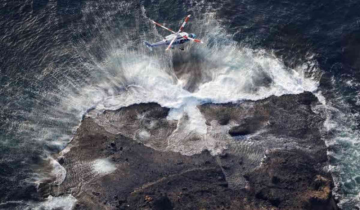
[{"left": 0, "top": 0, "right": 360, "bottom": 209}]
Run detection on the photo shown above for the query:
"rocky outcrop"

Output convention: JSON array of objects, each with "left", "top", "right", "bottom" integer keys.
[
  {"left": 51, "top": 92, "right": 339, "bottom": 210},
  {"left": 245, "top": 150, "right": 336, "bottom": 210}
]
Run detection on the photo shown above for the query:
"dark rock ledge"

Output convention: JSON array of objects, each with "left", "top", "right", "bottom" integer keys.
[{"left": 50, "top": 92, "right": 339, "bottom": 210}]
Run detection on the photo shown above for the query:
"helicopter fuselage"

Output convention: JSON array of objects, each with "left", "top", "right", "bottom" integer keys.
[{"left": 151, "top": 32, "right": 192, "bottom": 48}]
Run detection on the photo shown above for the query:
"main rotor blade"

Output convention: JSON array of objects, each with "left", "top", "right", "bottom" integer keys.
[
  {"left": 183, "top": 36, "right": 204, "bottom": 44},
  {"left": 166, "top": 35, "right": 178, "bottom": 51},
  {"left": 178, "top": 15, "right": 191, "bottom": 33},
  {"left": 150, "top": 19, "right": 176, "bottom": 34}
]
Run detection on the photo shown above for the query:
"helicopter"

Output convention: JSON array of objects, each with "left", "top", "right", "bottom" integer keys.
[{"left": 144, "top": 15, "right": 203, "bottom": 51}]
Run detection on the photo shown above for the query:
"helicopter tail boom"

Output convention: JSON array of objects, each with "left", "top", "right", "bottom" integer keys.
[{"left": 144, "top": 41, "right": 153, "bottom": 51}]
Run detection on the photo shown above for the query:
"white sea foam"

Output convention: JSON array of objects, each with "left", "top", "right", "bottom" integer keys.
[
  {"left": 50, "top": 158, "right": 67, "bottom": 185},
  {"left": 89, "top": 18, "right": 318, "bottom": 113},
  {"left": 138, "top": 129, "right": 151, "bottom": 140},
  {"left": 313, "top": 87, "right": 360, "bottom": 208},
  {"left": 91, "top": 159, "right": 117, "bottom": 175},
  {"left": 32, "top": 195, "right": 77, "bottom": 210},
  {"left": 338, "top": 193, "right": 360, "bottom": 209}
]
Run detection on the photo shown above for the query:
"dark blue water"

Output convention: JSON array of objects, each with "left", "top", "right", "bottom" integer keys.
[{"left": 1, "top": 0, "right": 360, "bottom": 209}]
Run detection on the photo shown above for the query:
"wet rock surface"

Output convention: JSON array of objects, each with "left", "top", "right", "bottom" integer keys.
[{"left": 52, "top": 92, "right": 339, "bottom": 210}]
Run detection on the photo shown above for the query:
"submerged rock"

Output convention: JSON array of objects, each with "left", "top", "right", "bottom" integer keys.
[{"left": 51, "top": 92, "right": 338, "bottom": 210}]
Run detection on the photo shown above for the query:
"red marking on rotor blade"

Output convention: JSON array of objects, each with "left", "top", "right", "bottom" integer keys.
[
  {"left": 178, "top": 15, "right": 191, "bottom": 32},
  {"left": 184, "top": 16, "right": 190, "bottom": 23},
  {"left": 151, "top": 20, "right": 176, "bottom": 33}
]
